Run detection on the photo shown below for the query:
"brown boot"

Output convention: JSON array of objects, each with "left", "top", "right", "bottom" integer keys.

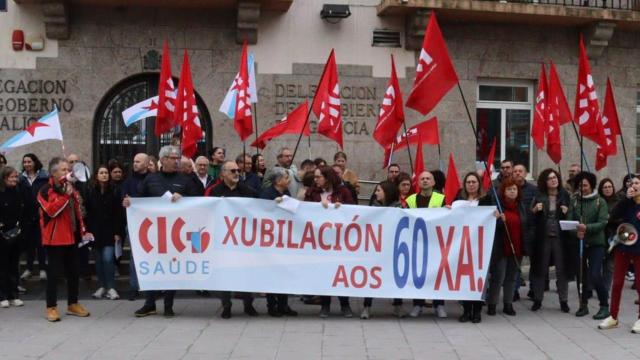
[
  {"left": 46, "top": 307, "right": 60, "bottom": 322},
  {"left": 67, "top": 303, "right": 90, "bottom": 317}
]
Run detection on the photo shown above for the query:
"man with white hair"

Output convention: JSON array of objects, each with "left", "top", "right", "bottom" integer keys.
[
  {"left": 195, "top": 156, "right": 214, "bottom": 189},
  {"left": 263, "top": 147, "right": 300, "bottom": 196},
  {"left": 123, "top": 146, "right": 199, "bottom": 318}
]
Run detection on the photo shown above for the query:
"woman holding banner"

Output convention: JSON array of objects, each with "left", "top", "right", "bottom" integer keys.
[
  {"left": 530, "top": 169, "right": 570, "bottom": 313},
  {"left": 487, "top": 177, "right": 527, "bottom": 318},
  {"left": 455, "top": 172, "right": 492, "bottom": 323},
  {"left": 361, "top": 180, "right": 402, "bottom": 319},
  {"left": 305, "top": 165, "right": 355, "bottom": 318}
]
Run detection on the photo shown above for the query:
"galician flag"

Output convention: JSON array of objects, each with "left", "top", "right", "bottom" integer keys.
[
  {"left": 1, "top": 108, "right": 64, "bottom": 152},
  {"left": 219, "top": 53, "right": 258, "bottom": 119},
  {"left": 122, "top": 96, "right": 159, "bottom": 127}
]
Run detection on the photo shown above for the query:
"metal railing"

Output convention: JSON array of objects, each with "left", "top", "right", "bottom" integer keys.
[{"left": 482, "top": 0, "right": 639, "bottom": 11}]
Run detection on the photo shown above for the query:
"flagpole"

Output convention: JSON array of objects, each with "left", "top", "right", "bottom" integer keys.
[
  {"left": 402, "top": 122, "right": 414, "bottom": 175},
  {"left": 456, "top": 83, "right": 520, "bottom": 268},
  {"left": 570, "top": 122, "right": 591, "bottom": 173},
  {"left": 619, "top": 132, "right": 633, "bottom": 178},
  {"left": 253, "top": 103, "right": 259, "bottom": 156},
  {"left": 291, "top": 105, "right": 314, "bottom": 164},
  {"left": 387, "top": 142, "right": 395, "bottom": 168},
  {"left": 437, "top": 143, "right": 443, "bottom": 171}
]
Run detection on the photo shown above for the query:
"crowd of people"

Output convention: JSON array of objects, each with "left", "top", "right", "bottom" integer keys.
[{"left": 0, "top": 148, "right": 639, "bottom": 333}]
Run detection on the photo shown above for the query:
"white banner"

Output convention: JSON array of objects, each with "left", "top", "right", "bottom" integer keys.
[{"left": 127, "top": 197, "right": 497, "bottom": 300}]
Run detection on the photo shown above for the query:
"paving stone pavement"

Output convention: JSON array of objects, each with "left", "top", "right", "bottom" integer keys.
[{"left": 2, "top": 280, "right": 640, "bottom": 360}]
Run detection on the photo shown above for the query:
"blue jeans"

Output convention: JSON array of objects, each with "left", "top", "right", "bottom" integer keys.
[
  {"left": 129, "top": 253, "right": 138, "bottom": 291},
  {"left": 95, "top": 246, "right": 115, "bottom": 290},
  {"left": 580, "top": 245, "right": 609, "bottom": 307}
]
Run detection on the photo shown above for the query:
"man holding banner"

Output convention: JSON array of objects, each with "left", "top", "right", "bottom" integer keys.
[
  {"left": 125, "top": 145, "right": 199, "bottom": 318},
  {"left": 206, "top": 160, "right": 259, "bottom": 319},
  {"left": 406, "top": 171, "right": 447, "bottom": 318}
]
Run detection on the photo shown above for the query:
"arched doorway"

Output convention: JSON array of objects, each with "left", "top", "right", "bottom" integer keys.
[{"left": 92, "top": 73, "right": 212, "bottom": 169}]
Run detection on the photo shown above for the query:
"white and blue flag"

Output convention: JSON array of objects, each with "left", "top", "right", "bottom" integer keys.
[{"left": 219, "top": 53, "right": 257, "bottom": 119}]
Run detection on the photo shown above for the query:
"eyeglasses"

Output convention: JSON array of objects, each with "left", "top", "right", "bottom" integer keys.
[
  {"left": 227, "top": 169, "right": 240, "bottom": 174},
  {"left": 547, "top": 176, "right": 558, "bottom": 180}
]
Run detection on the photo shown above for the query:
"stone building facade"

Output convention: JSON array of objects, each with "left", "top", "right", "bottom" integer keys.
[{"left": 1, "top": 0, "right": 639, "bottom": 187}]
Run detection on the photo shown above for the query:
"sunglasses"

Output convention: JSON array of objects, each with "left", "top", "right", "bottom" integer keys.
[{"left": 227, "top": 169, "right": 240, "bottom": 174}]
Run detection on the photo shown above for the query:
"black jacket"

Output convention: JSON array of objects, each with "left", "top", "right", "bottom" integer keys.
[
  {"left": 0, "top": 185, "right": 27, "bottom": 234},
  {"left": 138, "top": 171, "right": 200, "bottom": 198},
  {"left": 530, "top": 190, "right": 576, "bottom": 279},
  {"left": 207, "top": 182, "right": 257, "bottom": 198},
  {"left": 260, "top": 186, "right": 290, "bottom": 200},
  {"left": 18, "top": 170, "right": 49, "bottom": 225},
  {"left": 85, "top": 184, "right": 124, "bottom": 248}
]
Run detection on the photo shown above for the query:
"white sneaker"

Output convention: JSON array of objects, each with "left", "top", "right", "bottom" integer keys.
[
  {"left": 392, "top": 305, "right": 405, "bottom": 318},
  {"left": 435, "top": 305, "right": 448, "bottom": 318},
  {"left": 39, "top": 270, "right": 47, "bottom": 281},
  {"left": 106, "top": 288, "right": 120, "bottom": 300},
  {"left": 92, "top": 287, "right": 106, "bottom": 299},
  {"left": 360, "top": 307, "right": 370, "bottom": 319},
  {"left": 409, "top": 305, "right": 422, "bottom": 318},
  {"left": 0, "top": 300, "right": 9, "bottom": 308},
  {"left": 17, "top": 286, "right": 26, "bottom": 294},
  {"left": 632, "top": 319, "right": 640, "bottom": 334},
  {"left": 598, "top": 316, "right": 618, "bottom": 330},
  {"left": 10, "top": 299, "right": 24, "bottom": 307},
  {"left": 20, "top": 270, "right": 32, "bottom": 280}
]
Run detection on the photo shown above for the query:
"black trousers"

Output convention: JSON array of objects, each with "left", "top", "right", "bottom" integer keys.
[
  {"left": 413, "top": 299, "right": 444, "bottom": 306},
  {"left": 144, "top": 290, "right": 176, "bottom": 309},
  {"left": 45, "top": 245, "right": 79, "bottom": 308},
  {"left": 321, "top": 296, "right": 350, "bottom": 307},
  {"left": 23, "top": 226, "right": 46, "bottom": 272},
  {"left": 219, "top": 291, "right": 253, "bottom": 308},
  {"left": 266, "top": 293, "right": 290, "bottom": 310},
  {"left": 363, "top": 298, "right": 402, "bottom": 307},
  {"left": 0, "top": 237, "right": 21, "bottom": 301}
]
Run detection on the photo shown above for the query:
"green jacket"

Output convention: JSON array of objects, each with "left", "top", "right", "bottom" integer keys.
[
  {"left": 567, "top": 191, "right": 609, "bottom": 247},
  {"left": 207, "top": 163, "right": 221, "bottom": 181},
  {"left": 406, "top": 191, "right": 445, "bottom": 209}
]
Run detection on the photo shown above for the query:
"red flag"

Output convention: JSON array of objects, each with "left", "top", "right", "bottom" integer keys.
[
  {"left": 174, "top": 50, "right": 202, "bottom": 158},
  {"left": 444, "top": 153, "right": 460, "bottom": 206},
  {"left": 382, "top": 117, "right": 439, "bottom": 168},
  {"left": 406, "top": 12, "right": 459, "bottom": 115},
  {"left": 387, "top": 117, "right": 440, "bottom": 152},
  {"left": 233, "top": 41, "right": 253, "bottom": 141},
  {"left": 575, "top": 35, "right": 603, "bottom": 146},
  {"left": 595, "top": 78, "right": 622, "bottom": 171},
  {"left": 312, "top": 50, "right": 343, "bottom": 148},
  {"left": 155, "top": 40, "right": 176, "bottom": 135},
  {"left": 548, "top": 61, "right": 572, "bottom": 125},
  {"left": 412, "top": 137, "right": 425, "bottom": 193},
  {"left": 531, "top": 63, "right": 548, "bottom": 150},
  {"left": 373, "top": 55, "right": 405, "bottom": 148},
  {"left": 482, "top": 137, "right": 496, "bottom": 191},
  {"left": 250, "top": 101, "right": 310, "bottom": 149}
]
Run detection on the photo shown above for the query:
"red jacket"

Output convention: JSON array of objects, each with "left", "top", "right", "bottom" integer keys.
[
  {"left": 37, "top": 178, "right": 87, "bottom": 246},
  {"left": 304, "top": 185, "right": 355, "bottom": 205}
]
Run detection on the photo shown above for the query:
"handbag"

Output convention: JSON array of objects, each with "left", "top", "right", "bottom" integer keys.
[{"left": 0, "top": 222, "right": 21, "bottom": 243}]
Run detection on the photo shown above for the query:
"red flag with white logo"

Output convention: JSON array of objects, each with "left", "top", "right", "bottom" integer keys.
[
  {"left": 373, "top": 55, "right": 405, "bottom": 148},
  {"left": 595, "top": 78, "right": 622, "bottom": 171},
  {"left": 174, "top": 50, "right": 202, "bottom": 158},
  {"left": 233, "top": 41, "right": 253, "bottom": 141},
  {"left": 251, "top": 101, "right": 310, "bottom": 149},
  {"left": 482, "top": 137, "right": 496, "bottom": 192},
  {"left": 406, "top": 12, "right": 459, "bottom": 116},
  {"left": 546, "top": 61, "right": 572, "bottom": 163},
  {"left": 444, "top": 153, "right": 460, "bottom": 206},
  {"left": 575, "top": 36, "right": 603, "bottom": 146},
  {"left": 412, "top": 137, "right": 425, "bottom": 193},
  {"left": 382, "top": 117, "right": 440, "bottom": 168},
  {"left": 155, "top": 40, "right": 176, "bottom": 136},
  {"left": 312, "top": 49, "right": 343, "bottom": 148},
  {"left": 531, "top": 63, "right": 548, "bottom": 150}
]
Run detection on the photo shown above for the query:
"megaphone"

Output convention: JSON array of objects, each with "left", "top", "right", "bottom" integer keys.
[
  {"left": 608, "top": 223, "right": 638, "bottom": 253},
  {"left": 59, "top": 162, "right": 91, "bottom": 184}
]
